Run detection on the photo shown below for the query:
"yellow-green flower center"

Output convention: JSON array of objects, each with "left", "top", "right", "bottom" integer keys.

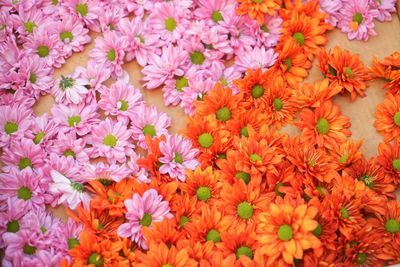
[
  {"left": 88, "top": 253, "right": 104, "bottom": 267},
  {"left": 235, "top": 246, "right": 253, "bottom": 259},
  {"left": 60, "top": 31, "right": 74, "bottom": 42},
  {"left": 4, "top": 122, "right": 18, "bottom": 135},
  {"left": 7, "top": 220, "right": 20, "bottom": 233},
  {"left": 235, "top": 171, "right": 250, "bottom": 184},
  {"left": 198, "top": 133, "right": 214, "bottom": 148},
  {"left": 37, "top": 45, "right": 49, "bottom": 57},
  {"left": 175, "top": 77, "right": 188, "bottom": 92},
  {"left": 293, "top": 32, "right": 305, "bottom": 46},
  {"left": 23, "top": 244, "right": 36, "bottom": 255},
  {"left": 190, "top": 51, "right": 205, "bottom": 65},
  {"left": 240, "top": 126, "right": 249, "bottom": 137},
  {"left": 393, "top": 159, "right": 400, "bottom": 171},
  {"left": 216, "top": 106, "right": 231, "bottom": 122},
  {"left": 316, "top": 118, "right": 330, "bottom": 134},
  {"left": 237, "top": 201, "right": 253, "bottom": 219},
  {"left": 328, "top": 65, "right": 337, "bottom": 76},
  {"left": 394, "top": 112, "right": 400, "bottom": 126},
  {"left": 356, "top": 252, "right": 367, "bottom": 264},
  {"left": 59, "top": 76, "right": 75, "bottom": 90},
  {"left": 24, "top": 21, "right": 37, "bottom": 33},
  {"left": 211, "top": 10, "right": 223, "bottom": 23},
  {"left": 196, "top": 186, "right": 211, "bottom": 202},
  {"left": 118, "top": 100, "right": 128, "bottom": 111},
  {"left": 359, "top": 175, "right": 374, "bottom": 189},
  {"left": 143, "top": 124, "right": 156, "bottom": 137},
  {"left": 174, "top": 152, "right": 183, "bottom": 164},
  {"left": 103, "top": 134, "right": 117, "bottom": 147},
  {"left": 249, "top": 153, "right": 262, "bottom": 162},
  {"left": 17, "top": 187, "right": 32, "bottom": 200},
  {"left": 107, "top": 49, "right": 116, "bottom": 61},
  {"left": 206, "top": 229, "right": 221, "bottom": 243},
  {"left": 29, "top": 72, "right": 37, "bottom": 84},
  {"left": 261, "top": 24, "right": 269, "bottom": 33},
  {"left": 70, "top": 181, "right": 85, "bottom": 192},
  {"left": 278, "top": 224, "right": 293, "bottom": 241},
  {"left": 63, "top": 149, "right": 76, "bottom": 159},
  {"left": 340, "top": 207, "right": 350, "bottom": 219},
  {"left": 76, "top": 3, "right": 88, "bottom": 17},
  {"left": 165, "top": 17, "right": 177, "bottom": 32},
  {"left": 68, "top": 237, "right": 80, "bottom": 249},
  {"left": 251, "top": 84, "right": 264, "bottom": 99},
  {"left": 353, "top": 12, "right": 363, "bottom": 24},
  {"left": 385, "top": 219, "right": 400, "bottom": 233},
  {"left": 252, "top": 0, "right": 263, "bottom": 3},
  {"left": 179, "top": 216, "right": 190, "bottom": 228},
  {"left": 339, "top": 153, "right": 349, "bottom": 164},
  {"left": 273, "top": 98, "right": 283, "bottom": 111},
  {"left": 68, "top": 115, "right": 81, "bottom": 127},
  {"left": 139, "top": 213, "right": 152, "bottom": 227},
  {"left": 312, "top": 223, "right": 322, "bottom": 237},
  {"left": 274, "top": 182, "right": 285, "bottom": 197},
  {"left": 18, "top": 158, "right": 32, "bottom": 170}
]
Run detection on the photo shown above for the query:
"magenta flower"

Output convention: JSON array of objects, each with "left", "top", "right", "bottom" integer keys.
[
  {"left": 180, "top": 77, "right": 214, "bottom": 115},
  {"left": 159, "top": 134, "right": 199, "bottom": 181},
  {"left": 338, "top": 0, "right": 379, "bottom": 41},
  {"left": 52, "top": 72, "right": 90, "bottom": 104},
  {"left": 89, "top": 31, "right": 128, "bottom": 79},
  {"left": 1, "top": 138, "right": 46, "bottom": 173},
  {"left": 49, "top": 132, "right": 90, "bottom": 164},
  {"left": 118, "top": 17, "right": 161, "bottom": 66},
  {"left": 80, "top": 161, "right": 131, "bottom": 183},
  {"left": 0, "top": 103, "right": 32, "bottom": 148},
  {"left": 98, "top": 82, "right": 144, "bottom": 122},
  {"left": 117, "top": 189, "right": 173, "bottom": 249},
  {"left": 234, "top": 46, "right": 277, "bottom": 73},
  {"left": 131, "top": 104, "right": 171, "bottom": 149},
  {"left": 147, "top": 2, "right": 190, "bottom": 44},
  {"left": 142, "top": 44, "right": 188, "bottom": 89},
  {"left": 86, "top": 118, "right": 134, "bottom": 164},
  {"left": 51, "top": 103, "right": 99, "bottom": 136},
  {"left": 370, "top": 0, "right": 396, "bottom": 22},
  {"left": 0, "top": 198, "right": 28, "bottom": 248}
]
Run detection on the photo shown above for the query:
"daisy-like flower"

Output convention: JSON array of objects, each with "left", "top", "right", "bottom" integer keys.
[
  {"left": 368, "top": 200, "right": 400, "bottom": 243},
  {"left": 43, "top": 153, "right": 82, "bottom": 183},
  {"left": 76, "top": 60, "right": 111, "bottom": 91},
  {"left": 86, "top": 118, "right": 134, "bottom": 164},
  {"left": 49, "top": 170, "right": 91, "bottom": 210},
  {"left": 194, "top": 0, "right": 236, "bottom": 25},
  {"left": 12, "top": 6, "right": 48, "bottom": 40},
  {"left": 0, "top": 8, "right": 13, "bottom": 43},
  {"left": 378, "top": 140, "right": 400, "bottom": 184},
  {"left": 118, "top": 17, "right": 161, "bottom": 66},
  {"left": 98, "top": 82, "right": 144, "bottom": 122},
  {"left": 80, "top": 161, "right": 132, "bottom": 183},
  {"left": 117, "top": 189, "right": 173, "bottom": 249},
  {"left": 159, "top": 134, "right": 200, "bottom": 182},
  {"left": 61, "top": 0, "right": 102, "bottom": 32},
  {"left": 330, "top": 139, "right": 364, "bottom": 170},
  {"left": 89, "top": 31, "right": 128, "bottom": 79},
  {"left": 371, "top": 0, "right": 396, "bottom": 22},
  {"left": 0, "top": 198, "right": 28, "bottom": 248},
  {"left": 97, "top": 5, "right": 126, "bottom": 33},
  {"left": 337, "top": 0, "right": 379, "bottom": 41},
  {"left": 49, "top": 131, "right": 90, "bottom": 164},
  {"left": 256, "top": 197, "right": 322, "bottom": 265},
  {"left": 52, "top": 72, "right": 89, "bottom": 104},
  {"left": 142, "top": 45, "right": 188, "bottom": 89},
  {"left": 320, "top": 0, "right": 342, "bottom": 26},
  {"left": 318, "top": 47, "right": 370, "bottom": 101},
  {"left": 180, "top": 77, "right": 214, "bottom": 115},
  {"left": 51, "top": 103, "right": 99, "bottom": 136},
  {"left": 236, "top": 0, "right": 280, "bottom": 24},
  {"left": 234, "top": 46, "right": 277, "bottom": 73},
  {"left": 131, "top": 105, "right": 171, "bottom": 149},
  {"left": 147, "top": 2, "right": 190, "bottom": 44},
  {"left": 26, "top": 114, "right": 58, "bottom": 148},
  {"left": 375, "top": 93, "right": 400, "bottom": 142},
  {"left": 296, "top": 100, "right": 351, "bottom": 150},
  {"left": 0, "top": 103, "right": 32, "bottom": 148},
  {"left": 249, "top": 13, "right": 283, "bottom": 47}
]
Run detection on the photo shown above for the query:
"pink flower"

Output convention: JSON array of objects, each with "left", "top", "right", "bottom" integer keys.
[
  {"left": 52, "top": 72, "right": 90, "bottom": 104},
  {"left": 234, "top": 46, "right": 278, "bottom": 73},
  {"left": 249, "top": 13, "right": 282, "bottom": 47},
  {"left": 1, "top": 138, "right": 46, "bottom": 173},
  {"left": 207, "top": 65, "right": 242, "bottom": 91},
  {"left": 142, "top": 44, "right": 188, "bottom": 89},
  {"left": 131, "top": 105, "right": 171, "bottom": 149},
  {"left": 61, "top": 0, "right": 102, "bottom": 32},
  {"left": 117, "top": 189, "right": 173, "bottom": 249},
  {"left": 194, "top": 0, "right": 236, "bottom": 25},
  {"left": 180, "top": 77, "right": 214, "bottom": 115},
  {"left": 127, "top": 153, "right": 150, "bottom": 183},
  {"left": 48, "top": 132, "right": 90, "bottom": 164},
  {"left": 159, "top": 134, "right": 199, "bottom": 181},
  {"left": 86, "top": 118, "right": 134, "bottom": 164},
  {"left": 89, "top": 31, "right": 128, "bottom": 79},
  {"left": 118, "top": 17, "right": 161, "bottom": 66},
  {"left": 51, "top": 103, "right": 99, "bottom": 136},
  {"left": 98, "top": 5, "right": 126, "bottom": 33},
  {"left": 0, "top": 90, "right": 35, "bottom": 109},
  {"left": 147, "top": 2, "right": 190, "bottom": 44},
  {"left": 338, "top": 0, "right": 379, "bottom": 41},
  {"left": 320, "top": 0, "right": 342, "bottom": 26},
  {"left": 370, "top": 0, "right": 396, "bottom": 22},
  {"left": 0, "top": 103, "right": 32, "bottom": 148},
  {"left": 98, "top": 82, "right": 144, "bottom": 122},
  {"left": 0, "top": 7, "right": 13, "bottom": 43},
  {"left": 0, "top": 38, "right": 24, "bottom": 90},
  {"left": 12, "top": 6, "right": 48, "bottom": 41},
  {"left": 80, "top": 161, "right": 131, "bottom": 183},
  {"left": 57, "top": 218, "right": 82, "bottom": 255},
  {"left": 25, "top": 114, "right": 58, "bottom": 148},
  {"left": 0, "top": 168, "right": 48, "bottom": 211},
  {"left": 75, "top": 61, "right": 111, "bottom": 91},
  {"left": 0, "top": 198, "right": 29, "bottom": 248},
  {"left": 43, "top": 153, "right": 82, "bottom": 183}
]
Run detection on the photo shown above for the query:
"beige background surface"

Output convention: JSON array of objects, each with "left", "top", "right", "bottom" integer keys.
[{"left": 32, "top": 14, "right": 400, "bottom": 221}]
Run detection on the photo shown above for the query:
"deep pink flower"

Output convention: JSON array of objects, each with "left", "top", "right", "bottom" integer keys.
[
  {"left": 0, "top": 198, "right": 29, "bottom": 248},
  {"left": 0, "top": 103, "right": 32, "bottom": 148},
  {"left": 80, "top": 161, "right": 131, "bottom": 183},
  {"left": 48, "top": 132, "right": 90, "bottom": 164},
  {"left": 51, "top": 103, "right": 99, "bottom": 136},
  {"left": 86, "top": 118, "right": 134, "bottom": 164},
  {"left": 131, "top": 104, "right": 171, "bottom": 149},
  {"left": 234, "top": 46, "right": 278, "bottom": 73},
  {"left": 89, "top": 31, "right": 128, "bottom": 79},
  {"left": 98, "top": 81, "right": 144, "bottom": 122},
  {"left": 142, "top": 44, "right": 188, "bottom": 89},
  {"left": 117, "top": 189, "right": 173, "bottom": 249},
  {"left": 159, "top": 134, "right": 199, "bottom": 181}
]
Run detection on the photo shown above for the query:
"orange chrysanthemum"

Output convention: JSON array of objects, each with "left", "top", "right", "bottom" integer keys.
[
  {"left": 170, "top": 194, "right": 199, "bottom": 230},
  {"left": 176, "top": 239, "right": 214, "bottom": 264},
  {"left": 69, "top": 230, "right": 129, "bottom": 267},
  {"left": 141, "top": 219, "right": 185, "bottom": 249},
  {"left": 374, "top": 93, "right": 400, "bottom": 142},
  {"left": 370, "top": 52, "right": 400, "bottom": 95},
  {"left": 296, "top": 100, "right": 351, "bottom": 150},
  {"left": 135, "top": 243, "right": 197, "bottom": 267},
  {"left": 236, "top": 0, "right": 280, "bottom": 24},
  {"left": 318, "top": 47, "right": 370, "bottom": 100},
  {"left": 329, "top": 139, "right": 364, "bottom": 170},
  {"left": 225, "top": 108, "right": 268, "bottom": 138},
  {"left": 377, "top": 140, "right": 400, "bottom": 184},
  {"left": 256, "top": 197, "right": 322, "bottom": 265},
  {"left": 368, "top": 200, "right": 400, "bottom": 245}
]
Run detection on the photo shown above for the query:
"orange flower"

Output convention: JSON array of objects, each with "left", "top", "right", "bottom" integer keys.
[
  {"left": 296, "top": 100, "right": 351, "bottom": 150},
  {"left": 236, "top": 0, "right": 280, "bottom": 24},
  {"left": 374, "top": 93, "right": 400, "bottom": 142},
  {"left": 195, "top": 83, "right": 244, "bottom": 124},
  {"left": 265, "top": 161, "right": 302, "bottom": 199},
  {"left": 271, "top": 39, "right": 311, "bottom": 87},
  {"left": 370, "top": 52, "right": 400, "bottom": 95},
  {"left": 329, "top": 139, "right": 363, "bottom": 170},
  {"left": 170, "top": 194, "right": 200, "bottom": 230},
  {"left": 69, "top": 230, "right": 129, "bottom": 267},
  {"left": 177, "top": 239, "right": 214, "bottom": 264},
  {"left": 256, "top": 197, "right": 322, "bottom": 265},
  {"left": 367, "top": 200, "right": 400, "bottom": 243},
  {"left": 141, "top": 219, "right": 185, "bottom": 249},
  {"left": 317, "top": 47, "right": 370, "bottom": 101},
  {"left": 377, "top": 140, "right": 400, "bottom": 184},
  {"left": 291, "top": 79, "right": 342, "bottom": 109},
  {"left": 135, "top": 242, "right": 197, "bottom": 267}
]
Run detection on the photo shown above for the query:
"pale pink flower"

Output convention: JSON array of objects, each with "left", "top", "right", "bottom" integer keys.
[
  {"left": 0, "top": 90, "right": 35, "bottom": 109},
  {"left": 86, "top": 118, "right": 134, "bottom": 164},
  {"left": 52, "top": 72, "right": 89, "bottom": 104},
  {"left": 80, "top": 161, "right": 132, "bottom": 183},
  {"left": 0, "top": 38, "right": 23, "bottom": 90},
  {"left": 49, "top": 132, "right": 90, "bottom": 164},
  {"left": 98, "top": 82, "right": 144, "bottom": 122},
  {"left": 89, "top": 31, "right": 128, "bottom": 79},
  {"left": 117, "top": 189, "right": 173, "bottom": 249},
  {"left": 319, "top": 0, "right": 342, "bottom": 26},
  {"left": 249, "top": 13, "right": 282, "bottom": 47},
  {"left": 0, "top": 104, "right": 32, "bottom": 148},
  {"left": 142, "top": 44, "right": 188, "bottom": 89},
  {"left": 234, "top": 46, "right": 278, "bottom": 73},
  {"left": 61, "top": 0, "right": 102, "bottom": 32},
  {"left": 370, "top": 0, "right": 396, "bottom": 22},
  {"left": 131, "top": 105, "right": 171, "bottom": 149},
  {"left": 51, "top": 103, "right": 99, "bottom": 136},
  {"left": 159, "top": 134, "right": 199, "bottom": 181}
]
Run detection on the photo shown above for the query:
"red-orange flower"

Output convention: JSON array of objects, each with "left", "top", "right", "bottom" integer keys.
[
  {"left": 236, "top": 0, "right": 280, "bottom": 24},
  {"left": 374, "top": 93, "right": 400, "bottom": 142},
  {"left": 329, "top": 139, "right": 364, "bottom": 171},
  {"left": 370, "top": 52, "right": 400, "bottom": 95},
  {"left": 377, "top": 140, "right": 400, "bottom": 184}
]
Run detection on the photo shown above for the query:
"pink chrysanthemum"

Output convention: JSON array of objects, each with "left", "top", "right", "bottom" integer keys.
[
  {"left": 234, "top": 46, "right": 278, "bottom": 73},
  {"left": 320, "top": 0, "right": 343, "bottom": 26},
  {"left": 194, "top": 0, "right": 236, "bottom": 25},
  {"left": 49, "top": 132, "right": 90, "bottom": 164},
  {"left": 147, "top": 2, "right": 190, "bottom": 44},
  {"left": 52, "top": 72, "right": 90, "bottom": 104},
  {"left": 370, "top": 0, "right": 396, "bottom": 22},
  {"left": 131, "top": 105, "right": 171, "bottom": 149},
  {"left": 207, "top": 65, "right": 242, "bottom": 92},
  {"left": 61, "top": 0, "right": 102, "bottom": 32},
  {"left": 51, "top": 103, "right": 99, "bottom": 136},
  {"left": 249, "top": 13, "right": 283, "bottom": 47},
  {"left": 127, "top": 153, "right": 151, "bottom": 183},
  {"left": 180, "top": 77, "right": 214, "bottom": 115},
  {"left": 98, "top": 82, "right": 144, "bottom": 123},
  {"left": 117, "top": 189, "right": 173, "bottom": 249},
  {"left": 98, "top": 5, "right": 126, "bottom": 33},
  {"left": 12, "top": 6, "right": 49, "bottom": 41},
  {"left": 0, "top": 168, "right": 48, "bottom": 211},
  {"left": 0, "top": 198, "right": 29, "bottom": 248},
  {"left": 44, "top": 153, "right": 82, "bottom": 183},
  {"left": 0, "top": 103, "right": 32, "bottom": 148},
  {"left": 158, "top": 134, "right": 199, "bottom": 181},
  {"left": 1, "top": 138, "right": 46, "bottom": 173},
  {"left": 58, "top": 218, "right": 82, "bottom": 255},
  {"left": 0, "top": 38, "right": 23, "bottom": 90},
  {"left": 89, "top": 31, "right": 128, "bottom": 79},
  {"left": 337, "top": 0, "right": 380, "bottom": 41},
  {"left": 80, "top": 161, "right": 132, "bottom": 183},
  {"left": 118, "top": 17, "right": 161, "bottom": 66},
  {"left": 86, "top": 118, "right": 134, "bottom": 164},
  {"left": 26, "top": 114, "right": 58, "bottom": 149},
  {"left": 0, "top": 8, "right": 13, "bottom": 43},
  {"left": 75, "top": 61, "right": 111, "bottom": 91},
  {"left": 142, "top": 44, "right": 188, "bottom": 89}
]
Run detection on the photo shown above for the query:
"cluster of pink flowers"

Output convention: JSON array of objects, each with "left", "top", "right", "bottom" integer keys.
[{"left": 319, "top": 0, "right": 397, "bottom": 41}]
